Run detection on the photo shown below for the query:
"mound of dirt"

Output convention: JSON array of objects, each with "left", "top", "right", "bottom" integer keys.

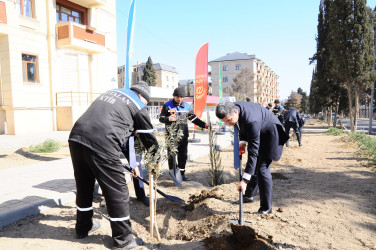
[{"left": 204, "top": 224, "right": 276, "bottom": 250}]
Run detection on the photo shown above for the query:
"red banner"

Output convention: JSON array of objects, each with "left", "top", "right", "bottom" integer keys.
[{"left": 194, "top": 42, "right": 208, "bottom": 129}]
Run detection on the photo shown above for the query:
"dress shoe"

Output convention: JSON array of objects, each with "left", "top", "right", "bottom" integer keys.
[
  {"left": 299, "top": 144, "right": 303, "bottom": 147},
  {"left": 76, "top": 220, "right": 101, "bottom": 239},
  {"left": 233, "top": 196, "right": 254, "bottom": 204},
  {"left": 258, "top": 208, "right": 272, "bottom": 214},
  {"left": 112, "top": 237, "right": 144, "bottom": 250},
  {"left": 137, "top": 196, "right": 149, "bottom": 207}
]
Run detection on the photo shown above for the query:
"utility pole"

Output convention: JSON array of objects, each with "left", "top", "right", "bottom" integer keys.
[{"left": 369, "top": 24, "right": 376, "bottom": 135}]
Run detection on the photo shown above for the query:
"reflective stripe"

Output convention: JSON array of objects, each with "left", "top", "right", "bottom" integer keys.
[
  {"left": 191, "top": 116, "right": 198, "bottom": 122},
  {"left": 137, "top": 129, "right": 155, "bottom": 133},
  {"left": 109, "top": 216, "right": 130, "bottom": 221},
  {"left": 180, "top": 169, "right": 185, "bottom": 172},
  {"left": 76, "top": 206, "right": 93, "bottom": 211},
  {"left": 175, "top": 110, "right": 188, "bottom": 113}
]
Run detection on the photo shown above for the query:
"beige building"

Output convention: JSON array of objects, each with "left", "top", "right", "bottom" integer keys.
[
  {"left": 0, "top": 0, "right": 117, "bottom": 135},
  {"left": 209, "top": 52, "right": 279, "bottom": 105}
]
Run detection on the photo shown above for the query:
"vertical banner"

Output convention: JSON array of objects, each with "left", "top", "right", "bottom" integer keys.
[
  {"left": 194, "top": 42, "right": 209, "bottom": 129},
  {"left": 125, "top": 0, "right": 136, "bottom": 89},
  {"left": 218, "top": 63, "right": 223, "bottom": 126}
]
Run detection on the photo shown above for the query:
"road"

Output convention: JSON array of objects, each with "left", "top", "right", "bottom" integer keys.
[{"left": 341, "top": 118, "right": 376, "bottom": 133}]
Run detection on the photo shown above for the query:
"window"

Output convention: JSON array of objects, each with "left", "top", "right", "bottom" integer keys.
[
  {"left": 22, "top": 54, "right": 38, "bottom": 83},
  {"left": 236, "top": 64, "right": 241, "bottom": 70},
  {"left": 223, "top": 76, "right": 228, "bottom": 82},
  {"left": 166, "top": 76, "right": 169, "bottom": 81},
  {"left": 223, "top": 65, "right": 228, "bottom": 71},
  {"left": 20, "top": 0, "right": 34, "bottom": 18},
  {"left": 56, "top": 3, "right": 83, "bottom": 24}
]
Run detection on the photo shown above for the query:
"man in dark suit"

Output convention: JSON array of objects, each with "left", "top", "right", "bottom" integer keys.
[
  {"left": 284, "top": 108, "right": 303, "bottom": 147},
  {"left": 216, "top": 101, "right": 289, "bottom": 214}
]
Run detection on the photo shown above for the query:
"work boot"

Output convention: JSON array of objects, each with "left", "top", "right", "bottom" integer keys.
[
  {"left": 112, "top": 237, "right": 144, "bottom": 250},
  {"left": 181, "top": 172, "right": 191, "bottom": 181},
  {"left": 76, "top": 220, "right": 101, "bottom": 239}
]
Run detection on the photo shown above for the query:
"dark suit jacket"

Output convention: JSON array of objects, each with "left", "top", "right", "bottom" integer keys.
[
  {"left": 284, "top": 109, "right": 302, "bottom": 127},
  {"left": 236, "top": 102, "right": 289, "bottom": 175}
]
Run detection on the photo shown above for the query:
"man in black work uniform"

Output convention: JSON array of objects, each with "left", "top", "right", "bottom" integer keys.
[
  {"left": 284, "top": 108, "right": 303, "bottom": 147},
  {"left": 272, "top": 99, "right": 285, "bottom": 123},
  {"left": 69, "top": 81, "right": 159, "bottom": 249},
  {"left": 216, "top": 101, "right": 289, "bottom": 214},
  {"left": 159, "top": 87, "right": 208, "bottom": 181}
]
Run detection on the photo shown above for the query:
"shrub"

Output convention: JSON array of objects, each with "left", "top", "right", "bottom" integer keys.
[
  {"left": 345, "top": 132, "right": 376, "bottom": 165},
  {"left": 326, "top": 127, "right": 343, "bottom": 136},
  {"left": 29, "top": 139, "right": 61, "bottom": 153}
]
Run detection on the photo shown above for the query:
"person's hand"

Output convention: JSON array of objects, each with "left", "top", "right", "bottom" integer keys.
[
  {"left": 131, "top": 164, "right": 140, "bottom": 178},
  {"left": 169, "top": 115, "right": 177, "bottom": 122},
  {"left": 205, "top": 124, "right": 209, "bottom": 129},
  {"left": 237, "top": 180, "right": 247, "bottom": 195},
  {"left": 239, "top": 143, "right": 246, "bottom": 155}
]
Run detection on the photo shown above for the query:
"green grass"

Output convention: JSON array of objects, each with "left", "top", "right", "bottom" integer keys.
[
  {"left": 326, "top": 127, "right": 343, "bottom": 135},
  {"left": 345, "top": 132, "right": 376, "bottom": 165},
  {"left": 29, "top": 139, "right": 61, "bottom": 153}
]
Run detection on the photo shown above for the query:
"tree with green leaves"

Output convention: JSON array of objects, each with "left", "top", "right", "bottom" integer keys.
[
  {"left": 142, "top": 56, "right": 157, "bottom": 86},
  {"left": 297, "top": 87, "right": 309, "bottom": 113}
]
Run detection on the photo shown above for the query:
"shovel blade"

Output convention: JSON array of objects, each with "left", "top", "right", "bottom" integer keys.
[
  {"left": 229, "top": 219, "right": 252, "bottom": 226},
  {"left": 169, "top": 168, "right": 183, "bottom": 186}
]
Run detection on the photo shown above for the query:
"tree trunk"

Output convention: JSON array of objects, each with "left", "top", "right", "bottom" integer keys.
[
  {"left": 346, "top": 81, "right": 354, "bottom": 131},
  {"left": 354, "top": 85, "right": 359, "bottom": 132}
]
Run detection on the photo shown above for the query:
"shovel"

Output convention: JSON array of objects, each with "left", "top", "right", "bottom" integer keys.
[
  {"left": 169, "top": 153, "right": 183, "bottom": 186},
  {"left": 123, "top": 164, "right": 185, "bottom": 203},
  {"left": 230, "top": 125, "right": 252, "bottom": 226}
]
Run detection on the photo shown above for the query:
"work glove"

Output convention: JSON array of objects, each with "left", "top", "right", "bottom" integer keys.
[
  {"left": 205, "top": 124, "right": 209, "bottom": 129},
  {"left": 239, "top": 143, "right": 246, "bottom": 155}
]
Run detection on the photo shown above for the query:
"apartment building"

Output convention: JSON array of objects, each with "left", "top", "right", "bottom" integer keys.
[
  {"left": 209, "top": 52, "right": 279, "bottom": 105},
  {"left": 0, "top": 0, "right": 117, "bottom": 135}
]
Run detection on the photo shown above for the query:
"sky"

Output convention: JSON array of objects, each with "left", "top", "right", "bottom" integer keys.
[{"left": 116, "top": 0, "right": 376, "bottom": 100}]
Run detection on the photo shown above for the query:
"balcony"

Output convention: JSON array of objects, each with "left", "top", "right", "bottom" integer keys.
[
  {"left": 67, "top": 0, "right": 105, "bottom": 8},
  {"left": 56, "top": 22, "right": 105, "bottom": 54}
]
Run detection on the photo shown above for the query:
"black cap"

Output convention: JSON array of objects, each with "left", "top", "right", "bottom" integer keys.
[
  {"left": 130, "top": 81, "right": 150, "bottom": 102},
  {"left": 173, "top": 87, "right": 186, "bottom": 97},
  {"left": 274, "top": 99, "right": 280, "bottom": 104}
]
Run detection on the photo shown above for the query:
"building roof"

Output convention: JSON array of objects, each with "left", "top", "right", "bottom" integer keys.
[
  {"left": 131, "top": 62, "right": 178, "bottom": 73},
  {"left": 209, "top": 52, "right": 257, "bottom": 63}
]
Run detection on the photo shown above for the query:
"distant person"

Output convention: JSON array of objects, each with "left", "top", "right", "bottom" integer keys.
[
  {"left": 272, "top": 99, "right": 285, "bottom": 123},
  {"left": 246, "top": 97, "right": 251, "bottom": 102},
  {"left": 216, "top": 101, "right": 289, "bottom": 214},
  {"left": 159, "top": 87, "right": 208, "bottom": 181},
  {"left": 298, "top": 115, "right": 306, "bottom": 142},
  {"left": 284, "top": 108, "right": 302, "bottom": 147},
  {"left": 68, "top": 81, "right": 159, "bottom": 249},
  {"left": 266, "top": 103, "right": 273, "bottom": 111}
]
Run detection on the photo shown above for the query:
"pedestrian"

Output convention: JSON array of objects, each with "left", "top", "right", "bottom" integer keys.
[
  {"left": 284, "top": 108, "right": 303, "bottom": 147},
  {"left": 298, "top": 115, "right": 306, "bottom": 144},
  {"left": 68, "top": 81, "right": 159, "bottom": 249},
  {"left": 215, "top": 101, "right": 289, "bottom": 214},
  {"left": 159, "top": 86, "right": 208, "bottom": 181},
  {"left": 272, "top": 99, "right": 285, "bottom": 123},
  {"left": 266, "top": 103, "right": 273, "bottom": 111}
]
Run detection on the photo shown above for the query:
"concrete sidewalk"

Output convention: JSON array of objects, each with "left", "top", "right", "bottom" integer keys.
[{"left": 0, "top": 131, "right": 232, "bottom": 228}]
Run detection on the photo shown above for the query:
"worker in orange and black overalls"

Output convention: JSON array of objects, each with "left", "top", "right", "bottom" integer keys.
[{"left": 159, "top": 87, "right": 208, "bottom": 181}]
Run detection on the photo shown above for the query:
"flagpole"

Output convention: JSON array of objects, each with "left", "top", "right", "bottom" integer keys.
[{"left": 125, "top": 0, "right": 136, "bottom": 89}]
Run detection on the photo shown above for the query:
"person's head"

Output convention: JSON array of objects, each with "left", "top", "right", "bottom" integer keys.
[
  {"left": 173, "top": 87, "right": 186, "bottom": 105},
  {"left": 267, "top": 103, "right": 272, "bottom": 109},
  {"left": 245, "top": 97, "right": 251, "bottom": 102},
  {"left": 274, "top": 99, "right": 280, "bottom": 107},
  {"left": 215, "top": 101, "right": 239, "bottom": 126},
  {"left": 130, "top": 81, "right": 150, "bottom": 105}
]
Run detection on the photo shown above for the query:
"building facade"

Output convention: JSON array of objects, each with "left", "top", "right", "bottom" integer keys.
[
  {"left": 209, "top": 52, "right": 279, "bottom": 105},
  {"left": 0, "top": 0, "right": 117, "bottom": 135}
]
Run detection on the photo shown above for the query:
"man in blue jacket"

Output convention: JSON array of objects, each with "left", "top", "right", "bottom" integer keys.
[
  {"left": 159, "top": 87, "right": 208, "bottom": 181},
  {"left": 216, "top": 101, "right": 289, "bottom": 214},
  {"left": 284, "top": 108, "right": 303, "bottom": 147},
  {"left": 69, "top": 81, "right": 159, "bottom": 249}
]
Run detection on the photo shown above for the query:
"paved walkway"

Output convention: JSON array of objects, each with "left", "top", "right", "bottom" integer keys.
[{"left": 0, "top": 131, "right": 232, "bottom": 228}]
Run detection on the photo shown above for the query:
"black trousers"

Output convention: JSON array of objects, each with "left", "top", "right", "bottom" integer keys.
[
  {"left": 168, "top": 138, "right": 188, "bottom": 172},
  {"left": 69, "top": 141, "right": 133, "bottom": 247},
  {"left": 245, "top": 158, "right": 273, "bottom": 210},
  {"left": 284, "top": 121, "right": 301, "bottom": 146}
]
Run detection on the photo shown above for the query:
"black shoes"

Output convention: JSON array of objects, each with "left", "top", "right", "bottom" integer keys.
[
  {"left": 76, "top": 221, "right": 101, "bottom": 239},
  {"left": 299, "top": 144, "right": 303, "bottom": 147},
  {"left": 258, "top": 208, "right": 272, "bottom": 214},
  {"left": 137, "top": 196, "right": 150, "bottom": 207},
  {"left": 181, "top": 173, "right": 191, "bottom": 181},
  {"left": 233, "top": 196, "right": 254, "bottom": 204},
  {"left": 112, "top": 237, "right": 144, "bottom": 250}
]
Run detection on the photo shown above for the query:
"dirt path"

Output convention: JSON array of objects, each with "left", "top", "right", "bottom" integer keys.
[{"left": 0, "top": 122, "right": 375, "bottom": 249}]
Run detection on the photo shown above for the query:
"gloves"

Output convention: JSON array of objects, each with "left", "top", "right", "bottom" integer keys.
[
  {"left": 205, "top": 124, "right": 209, "bottom": 129},
  {"left": 169, "top": 115, "right": 177, "bottom": 122}
]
